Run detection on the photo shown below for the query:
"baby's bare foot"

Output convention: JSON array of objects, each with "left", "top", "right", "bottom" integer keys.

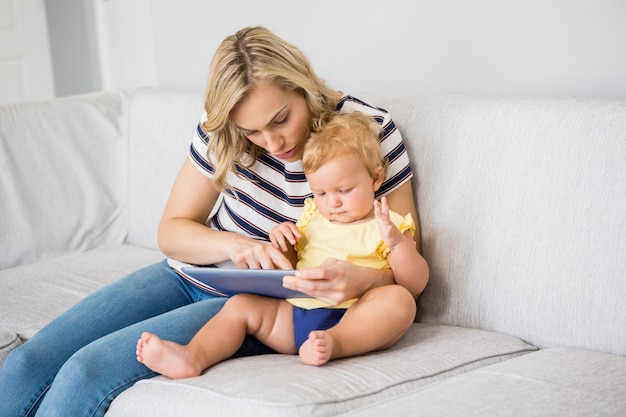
[
  {"left": 136, "top": 332, "right": 202, "bottom": 379},
  {"left": 298, "top": 330, "right": 335, "bottom": 366}
]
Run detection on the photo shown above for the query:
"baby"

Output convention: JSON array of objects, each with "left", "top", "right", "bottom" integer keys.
[{"left": 136, "top": 111, "right": 425, "bottom": 377}]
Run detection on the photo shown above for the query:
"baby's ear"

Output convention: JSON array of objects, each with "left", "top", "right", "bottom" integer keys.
[{"left": 372, "top": 166, "right": 385, "bottom": 191}]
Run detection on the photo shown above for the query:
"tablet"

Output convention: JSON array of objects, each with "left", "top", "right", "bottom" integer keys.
[{"left": 180, "top": 266, "right": 309, "bottom": 299}]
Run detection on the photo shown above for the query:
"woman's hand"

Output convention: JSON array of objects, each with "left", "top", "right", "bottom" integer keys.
[
  {"left": 283, "top": 258, "right": 394, "bottom": 306},
  {"left": 229, "top": 234, "right": 294, "bottom": 270},
  {"left": 159, "top": 159, "right": 293, "bottom": 270}
]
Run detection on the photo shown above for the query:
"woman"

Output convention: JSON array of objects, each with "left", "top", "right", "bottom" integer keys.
[{"left": 0, "top": 26, "right": 428, "bottom": 417}]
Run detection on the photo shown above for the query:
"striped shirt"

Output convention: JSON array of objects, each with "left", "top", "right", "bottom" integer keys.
[{"left": 188, "top": 94, "right": 413, "bottom": 242}]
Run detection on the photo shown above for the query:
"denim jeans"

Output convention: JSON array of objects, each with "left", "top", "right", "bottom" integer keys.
[{"left": 0, "top": 259, "right": 273, "bottom": 417}]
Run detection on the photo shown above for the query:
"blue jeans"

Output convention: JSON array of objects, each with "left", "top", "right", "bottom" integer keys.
[{"left": 0, "top": 259, "right": 273, "bottom": 417}]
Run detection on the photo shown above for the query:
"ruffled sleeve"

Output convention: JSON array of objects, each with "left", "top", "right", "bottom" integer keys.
[
  {"left": 294, "top": 198, "right": 317, "bottom": 255},
  {"left": 377, "top": 212, "right": 416, "bottom": 258},
  {"left": 296, "top": 198, "right": 317, "bottom": 231}
]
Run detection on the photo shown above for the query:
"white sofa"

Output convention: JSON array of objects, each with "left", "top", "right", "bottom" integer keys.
[{"left": 1, "top": 88, "right": 625, "bottom": 416}]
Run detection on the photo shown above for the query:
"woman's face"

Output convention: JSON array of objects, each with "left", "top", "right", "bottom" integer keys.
[{"left": 230, "top": 82, "right": 311, "bottom": 162}]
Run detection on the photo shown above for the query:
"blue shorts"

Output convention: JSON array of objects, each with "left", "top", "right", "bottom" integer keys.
[{"left": 292, "top": 306, "right": 347, "bottom": 350}]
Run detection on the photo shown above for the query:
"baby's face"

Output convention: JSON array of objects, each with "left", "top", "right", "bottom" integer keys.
[{"left": 307, "top": 154, "right": 379, "bottom": 224}]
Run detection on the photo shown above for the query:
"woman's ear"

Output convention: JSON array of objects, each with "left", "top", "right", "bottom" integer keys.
[{"left": 372, "top": 166, "right": 384, "bottom": 191}]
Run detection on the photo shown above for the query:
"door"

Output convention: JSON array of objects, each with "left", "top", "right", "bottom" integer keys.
[{"left": 0, "top": 0, "right": 55, "bottom": 104}]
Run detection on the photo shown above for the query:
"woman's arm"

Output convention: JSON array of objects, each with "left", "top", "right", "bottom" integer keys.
[{"left": 158, "top": 158, "right": 292, "bottom": 269}]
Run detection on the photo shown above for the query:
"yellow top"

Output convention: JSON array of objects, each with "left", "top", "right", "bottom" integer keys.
[{"left": 288, "top": 198, "right": 415, "bottom": 309}]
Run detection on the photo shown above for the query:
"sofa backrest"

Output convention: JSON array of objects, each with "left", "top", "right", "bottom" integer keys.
[
  {"left": 127, "top": 89, "right": 626, "bottom": 355},
  {"left": 0, "top": 91, "right": 130, "bottom": 269},
  {"left": 125, "top": 88, "right": 205, "bottom": 249},
  {"left": 361, "top": 94, "right": 626, "bottom": 356},
  {"left": 3, "top": 88, "right": 624, "bottom": 356}
]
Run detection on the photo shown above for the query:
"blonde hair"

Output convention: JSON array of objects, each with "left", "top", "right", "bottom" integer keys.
[
  {"left": 303, "top": 112, "right": 386, "bottom": 177},
  {"left": 201, "top": 26, "right": 337, "bottom": 191}
]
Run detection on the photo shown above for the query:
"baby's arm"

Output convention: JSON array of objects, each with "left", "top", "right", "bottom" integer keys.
[
  {"left": 375, "top": 197, "right": 429, "bottom": 296},
  {"left": 269, "top": 222, "right": 300, "bottom": 268}
]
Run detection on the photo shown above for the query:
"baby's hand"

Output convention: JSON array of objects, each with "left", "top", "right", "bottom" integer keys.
[
  {"left": 269, "top": 222, "right": 301, "bottom": 252},
  {"left": 374, "top": 197, "right": 403, "bottom": 251}
]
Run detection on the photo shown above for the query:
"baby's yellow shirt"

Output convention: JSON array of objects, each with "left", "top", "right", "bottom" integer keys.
[{"left": 289, "top": 198, "right": 414, "bottom": 309}]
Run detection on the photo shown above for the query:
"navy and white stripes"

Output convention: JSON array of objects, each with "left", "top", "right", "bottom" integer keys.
[{"left": 188, "top": 94, "right": 413, "bottom": 241}]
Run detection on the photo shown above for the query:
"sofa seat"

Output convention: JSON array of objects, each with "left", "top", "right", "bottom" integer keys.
[
  {"left": 106, "top": 323, "right": 535, "bottom": 417},
  {"left": 0, "top": 245, "right": 163, "bottom": 342},
  {"left": 339, "top": 348, "right": 626, "bottom": 417}
]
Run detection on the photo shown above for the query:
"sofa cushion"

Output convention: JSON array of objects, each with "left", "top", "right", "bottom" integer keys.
[
  {"left": 364, "top": 95, "right": 626, "bottom": 356},
  {"left": 126, "top": 88, "right": 204, "bottom": 249},
  {"left": 105, "top": 323, "right": 536, "bottom": 417},
  {"left": 0, "top": 245, "right": 163, "bottom": 342},
  {"left": 338, "top": 348, "right": 626, "bottom": 417},
  {"left": 0, "top": 91, "right": 130, "bottom": 270}
]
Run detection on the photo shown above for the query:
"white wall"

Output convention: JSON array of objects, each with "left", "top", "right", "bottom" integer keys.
[
  {"left": 0, "top": 0, "right": 55, "bottom": 104},
  {"left": 98, "top": 0, "right": 626, "bottom": 96},
  {"left": 92, "top": 0, "right": 157, "bottom": 91},
  {"left": 46, "top": 0, "right": 101, "bottom": 96}
]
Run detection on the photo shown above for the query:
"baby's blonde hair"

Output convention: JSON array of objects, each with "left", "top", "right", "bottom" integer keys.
[
  {"left": 201, "top": 26, "right": 337, "bottom": 191},
  {"left": 303, "top": 112, "right": 386, "bottom": 178}
]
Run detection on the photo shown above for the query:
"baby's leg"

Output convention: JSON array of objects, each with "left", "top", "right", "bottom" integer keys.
[
  {"left": 136, "top": 332, "right": 200, "bottom": 379},
  {"left": 135, "top": 295, "right": 254, "bottom": 379},
  {"left": 298, "top": 330, "right": 336, "bottom": 366},
  {"left": 300, "top": 285, "right": 415, "bottom": 365},
  {"left": 243, "top": 296, "right": 297, "bottom": 355},
  {"left": 136, "top": 294, "right": 296, "bottom": 379}
]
